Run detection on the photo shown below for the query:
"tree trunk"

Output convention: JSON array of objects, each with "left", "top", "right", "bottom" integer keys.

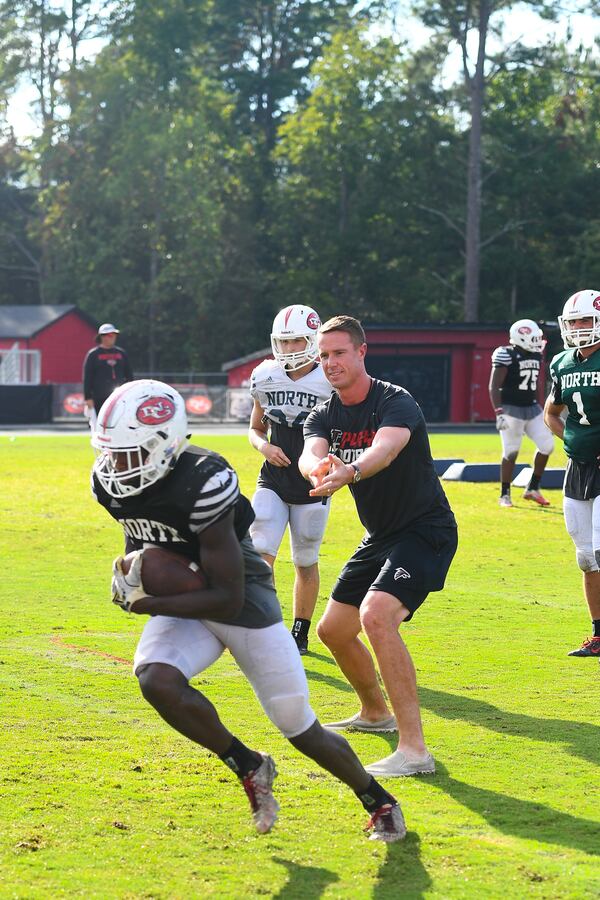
[{"left": 463, "top": 1, "right": 490, "bottom": 322}]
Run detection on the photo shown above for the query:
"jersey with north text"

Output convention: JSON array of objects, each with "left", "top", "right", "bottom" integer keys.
[
  {"left": 549, "top": 347, "right": 600, "bottom": 463},
  {"left": 303, "top": 379, "right": 456, "bottom": 540},
  {"left": 250, "top": 358, "right": 332, "bottom": 504},
  {"left": 491, "top": 344, "right": 542, "bottom": 407},
  {"left": 92, "top": 445, "right": 282, "bottom": 627}
]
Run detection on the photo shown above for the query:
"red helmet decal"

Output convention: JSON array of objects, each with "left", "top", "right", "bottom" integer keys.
[
  {"left": 306, "top": 312, "right": 320, "bottom": 330},
  {"left": 518, "top": 325, "right": 532, "bottom": 334},
  {"left": 136, "top": 396, "right": 176, "bottom": 425},
  {"left": 593, "top": 296, "right": 600, "bottom": 311},
  {"left": 284, "top": 307, "right": 294, "bottom": 327}
]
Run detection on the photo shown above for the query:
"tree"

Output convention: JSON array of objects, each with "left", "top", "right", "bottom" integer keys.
[{"left": 412, "top": 0, "right": 561, "bottom": 321}]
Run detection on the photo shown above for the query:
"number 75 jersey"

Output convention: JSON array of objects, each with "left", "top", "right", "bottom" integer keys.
[
  {"left": 250, "top": 358, "right": 332, "bottom": 504},
  {"left": 549, "top": 348, "right": 600, "bottom": 463},
  {"left": 491, "top": 344, "right": 542, "bottom": 406}
]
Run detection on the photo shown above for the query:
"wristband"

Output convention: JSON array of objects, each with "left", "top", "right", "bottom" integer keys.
[{"left": 494, "top": 407, "right": 504, "bottom": 413}]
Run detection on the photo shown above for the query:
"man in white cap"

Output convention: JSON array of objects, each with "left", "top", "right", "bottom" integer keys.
[{"left": 83, "top": 323, "right": 134, "bottom": 426}]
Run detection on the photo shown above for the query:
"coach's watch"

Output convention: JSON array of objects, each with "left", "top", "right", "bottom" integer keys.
[{"left": 350, "top": 463, "right": 362, "bottom": 483}]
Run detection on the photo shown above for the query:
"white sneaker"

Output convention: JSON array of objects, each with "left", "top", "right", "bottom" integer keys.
[
  {"left": 498, "top": 494, "right": 513, "bottom": 508},
  {"left": 323, "top": 712, "right": 398, "bottom": 733},
  {"left": 365, "top": 749, "right": 435, "bottom": 777}
]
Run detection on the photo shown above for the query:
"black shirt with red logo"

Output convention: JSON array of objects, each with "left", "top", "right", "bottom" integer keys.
[
  {"left": 303, "top": 379, "right": 456, "bottom": 540},
  {"left": 83, "top": 344, "right": 134, "bottom": 410}
]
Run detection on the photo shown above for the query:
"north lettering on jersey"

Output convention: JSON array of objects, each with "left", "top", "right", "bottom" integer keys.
[
  {"left": 264, "top": 389, "right": 320, "bottom": 410},
  {"left": 561, "top": 370, "right": 600, "bottom": 389},
  {"left": 121, "top": 518, "right": 185, "bottom": 543}
]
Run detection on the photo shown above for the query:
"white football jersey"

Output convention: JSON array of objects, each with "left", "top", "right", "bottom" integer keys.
[{"left": 250, "top": 358, "right": 332, "bottom": 430}]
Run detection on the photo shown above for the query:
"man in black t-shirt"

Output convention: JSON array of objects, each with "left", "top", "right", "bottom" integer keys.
[
  {"left": 83, "top": 323, "right": 134, "bottom": 422},
  {"left": 300, "top": 316, "right": 457, "bottom": 778},
  {"left": 488, "top": 319, "right": 553, "bottom": 508},
  {"left": 90, "top": 378, "right": 406, "bottom": 841}
]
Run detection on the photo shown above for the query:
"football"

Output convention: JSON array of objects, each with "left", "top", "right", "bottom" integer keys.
[{"left": 122, "top": 546, "right": 207, "bottom": 595}]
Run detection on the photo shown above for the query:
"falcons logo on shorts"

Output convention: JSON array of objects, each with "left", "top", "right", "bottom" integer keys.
[{"left": 394, "top": 567, "right": 411, "bottom": 580}]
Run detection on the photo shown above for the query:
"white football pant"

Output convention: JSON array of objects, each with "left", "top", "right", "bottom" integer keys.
[
  {"left": 500, "top": 411, "right": 554, "bottom": 458},
  {"left": 133, "top": 617, "right": 317, "bottom": 738},
  {"left": 250, "top": 487, "right": 329, "bottom": 567},
  {"left": 563, "top": 495, "right": 600, "bottom": 572}
]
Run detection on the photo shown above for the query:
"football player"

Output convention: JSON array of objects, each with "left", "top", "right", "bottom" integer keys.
[
  {"left": 90, "top": 379, "right": 406, "bottom": 841},
  {"left": 488, "top": 319, "right": 554, "bottom": 508},
  {"left": 544, "top": 290, "right": 600, "bottom": 659},
  {"left": 248, "top": 305, "right": 332, "bottom": 655}
]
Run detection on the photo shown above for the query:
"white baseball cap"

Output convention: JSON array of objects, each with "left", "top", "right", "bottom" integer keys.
[{"left": 97, "top": 323, "right": 120, "bottom": 335}]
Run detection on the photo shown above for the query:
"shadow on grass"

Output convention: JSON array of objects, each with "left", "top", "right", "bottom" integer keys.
[
  {"left": 419, "top": 687, "right": 600, "bottom": 767},
  {"left": 302, "top": 666, "right": 355, "bottom": 693},
  {"left": 374, "top": 833, "right": 431, "bottom": 899},
  {"left": 304, "top": 650, "right": 336, "bottom": 666},
  {"left": 430, "top": 761, "right": 599, "bottom": 857},
  {"left": 271, "top": 856, "right": 339, "bottom": 898}
]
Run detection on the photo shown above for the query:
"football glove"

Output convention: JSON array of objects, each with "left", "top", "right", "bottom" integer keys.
[
  {"left": 495, "top": 414, "right": 508, "bottom": 431},
  {"left": 111, "top": 551, "right": 148, "bottom": 612}
]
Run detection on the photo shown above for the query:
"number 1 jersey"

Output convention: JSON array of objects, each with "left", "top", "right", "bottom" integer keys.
[
  {"left": 549, "top": 347, "right": 600, "bottom": 463},
  {"left": 250, "top": 358, "right": 332, "bottom": 504}
]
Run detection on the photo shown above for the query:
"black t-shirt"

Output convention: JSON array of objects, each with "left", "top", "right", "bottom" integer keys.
[
  {"left": 83, "top": 344, "right": 134, "bottom": 405},
  {"left": 303, "top": 379, "right": 456, "bottom": 541},
  {"left": 92, "top": 445, "right": 281, "bottom": 628},
  {"left": 491, "top": 345, "right": 542, "bottom": 407}
]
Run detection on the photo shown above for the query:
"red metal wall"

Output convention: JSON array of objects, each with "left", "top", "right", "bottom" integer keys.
[
  {"left": 0, "top": 312, "right": 97, "bottom": 383},
  {"left": 223, "top": 326, "right": 514, "bottom": 423}
]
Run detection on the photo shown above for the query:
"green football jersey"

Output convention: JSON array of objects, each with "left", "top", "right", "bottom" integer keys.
[{"left": 549, "top": 347, "right": 600, "bottom": 462}]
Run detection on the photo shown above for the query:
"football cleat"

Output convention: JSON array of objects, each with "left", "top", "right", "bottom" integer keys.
[
  {"left": 242, "top": 753, "right": 279, "bottom": 834},
  {"left": 568, "top": 636, "right": 600, "bottom": 657},
  {"left": 523, "top": 489, "right": 550, "bottom": 507},
  {"left": 498, "top": 494, "right": 513, "bottom": 508},
  {"left": 365, "top": 802, "right": 407, "bottom": 843}
]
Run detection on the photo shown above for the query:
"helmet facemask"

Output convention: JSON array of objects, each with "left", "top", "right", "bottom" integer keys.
[
  {"left": 93, "top": 432, "right": 183, "bottom": 498},
  {"left": 559, "top": 291, "right": 600, "bottom": 349},
  {"left": 271, "top": 334, "right": 319, "bottom": 371}
]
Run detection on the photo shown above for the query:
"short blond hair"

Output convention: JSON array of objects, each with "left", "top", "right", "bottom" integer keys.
[{"left": 319, "top": 316, "right": 366, "bottom": 348}]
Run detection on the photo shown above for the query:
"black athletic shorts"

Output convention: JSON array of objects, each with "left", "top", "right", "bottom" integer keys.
[
  {"left": 564, "top": 458, "right": 600, "bottom": 501},
  {"left": 331, "top": 524, "right": 458, "bottom": 620}
]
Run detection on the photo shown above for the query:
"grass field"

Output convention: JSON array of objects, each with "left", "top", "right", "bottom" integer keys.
[{"left": 1, "top": 432, "right": 598, "bottom": 899}]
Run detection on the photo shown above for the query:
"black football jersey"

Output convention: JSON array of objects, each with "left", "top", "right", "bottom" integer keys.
[
  {"left": 491, "top": 345, "right": 542, "bottom": 407},
  {"left": 92, "top": 445, "right": 282, "bottom": 628},
  {"left": 303, "top": 379, "right": 456, "bottom": 540}
]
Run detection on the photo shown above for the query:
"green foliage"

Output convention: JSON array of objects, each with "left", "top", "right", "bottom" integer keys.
[{"left": 1, "top": 432, "right": 599, "bottom": 897}]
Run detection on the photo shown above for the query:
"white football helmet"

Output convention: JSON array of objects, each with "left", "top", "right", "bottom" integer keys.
[
  {"left": 559, "top": 290, "right": 600, "bottom": 349},
  {"left": 271, "top": 304, "right": 321, "bottom": 371},
  {"left": 509, "top": 319, "right": 544, "bottom": 353},
  {"left": 91, "top": 380, "right": 188, "bottom": 497}
]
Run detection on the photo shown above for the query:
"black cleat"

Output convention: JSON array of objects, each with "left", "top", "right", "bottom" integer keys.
[{"left": 568, "top": 636, "right": 600, "bottom": 657}]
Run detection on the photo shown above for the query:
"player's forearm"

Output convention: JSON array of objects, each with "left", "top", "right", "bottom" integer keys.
[
  {"left": 248, "top": 427, "right": 269, "bottom": 454},
  {"left": 133, "top": 585, "right": 244, "bottom": 621},
  {"left": 544, "top": 412, "right": 564, "bottom": 440}
]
